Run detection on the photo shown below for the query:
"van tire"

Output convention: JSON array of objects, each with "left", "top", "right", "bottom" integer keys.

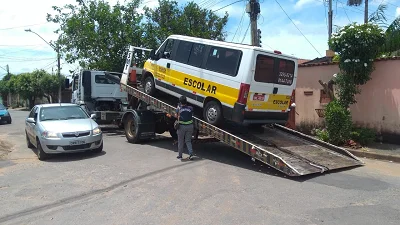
[
  {"left": 143, "top": 76, "right": 156, "bottom": 96},
  {"left": 203, "top": 100, "right": 223, "bottom": 126}
]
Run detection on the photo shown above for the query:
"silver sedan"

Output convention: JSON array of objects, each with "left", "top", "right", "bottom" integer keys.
[{"left": 25, "top": 103, "right": 103, "bottom": 160}]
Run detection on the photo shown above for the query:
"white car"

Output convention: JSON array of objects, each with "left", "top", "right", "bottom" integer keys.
[{"left": 25, "top": 103, "right": 103, "bottom": 160}]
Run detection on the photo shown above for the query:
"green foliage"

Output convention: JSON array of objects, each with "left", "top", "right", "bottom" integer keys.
[
  {"left": 315, "top": 128, "right": 329, "bottom": 142},
  {"left": 47, "top": 0, "right": 229, "bottom": 72},
  {"left": 329, "top": 23, "right": 385, "bottom": 108},
  {"left": 143, "top": 0, "right": 229, "bottom": 48},
  {"left": 47, "top": 0, "right": 145, "bottom": 72},
  {"left": 350, "top": 127, "right": 376, "bottom": 146},
  {"left": 324, "top": 100, "right": 353, "bottom": 145}
]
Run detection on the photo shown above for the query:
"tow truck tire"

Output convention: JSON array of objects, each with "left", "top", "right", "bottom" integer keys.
[
  {"left": 203, "top": 100, "right": 223, "bottom": 126},
  {"left": 144, "top": 76, "right": 156, "bottom": 96},
  {"left": 124, "top": 113, "right": 141, "bottom": 144}
]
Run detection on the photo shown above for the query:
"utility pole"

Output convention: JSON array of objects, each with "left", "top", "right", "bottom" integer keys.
[
  {"left": 328, "top": 0, "right": 333, "bottom": 41},
  {"left": 364, "top": 0, "right": 368, "bottom": 24},
  {"left": 25, "top": 29, "right": 62, "bottom": 103},
  {"left": 246, "top": 0, "right": 260, "bottom": 46},
  {"left": 57, "top": 43, "right": 61, "bottom": 103}
]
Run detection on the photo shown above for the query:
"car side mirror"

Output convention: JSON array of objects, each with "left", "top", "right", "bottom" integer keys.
[
  {"left": 6, "top": 107, "right": 8, "bottom": 110},
  {"left": 26, "top": 118, "right": 36, "bottom": 124},
  {"left": 90, "top": 114, "right": 96, "bottom": 119},
  {"left": 65, "top": 78, "right": 70, "bottom": 89}
]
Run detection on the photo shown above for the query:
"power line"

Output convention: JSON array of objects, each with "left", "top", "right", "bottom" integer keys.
[
  {"left": 232, "top": 9, "right": 246, "bottom": 42},
  {"left": 274, "top": 0, "right": 322, "bottom": 57},
  {"left": 241, "top": 23, "right": 250, "bottom": 43},
  {"left": 212, "top": 0, "right": 245, "bottom": 12},
  {"left": 0, "top": 22, "right": 51, "bottom": 31}
]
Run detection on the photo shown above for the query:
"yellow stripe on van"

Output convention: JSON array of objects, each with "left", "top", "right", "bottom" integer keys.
[
  {"left": 247, "top": 94, "right": 291, "bottom": 111},
  {"left": 166, "top": 69, "right": 240, "bottom": 106}
]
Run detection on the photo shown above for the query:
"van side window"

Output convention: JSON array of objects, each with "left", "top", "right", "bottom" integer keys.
[
  {"left": 175, "top": 41, "right": 193, "bottom": 64},
  {"left": 254, "top": 55, "right": 276, "bottom": 83},
  {"left": 188, "top": 43, "right": 205, "bottom": 68},
  {"left": 163, "top": 39, "right": 174, "bottom": 59},
  {"left": 205, "top": 46, "right": 241, "bottom": 77}
]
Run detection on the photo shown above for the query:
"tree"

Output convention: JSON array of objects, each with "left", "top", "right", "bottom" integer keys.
[
  {"left": 143, "top": 0, "right": 229, "bottom": 49},
  {"left": 47, "top": 0, "right": 145, "bottom": 72},
  {"left": 39, "top": 72, "right": 65, "bottom": 103}
]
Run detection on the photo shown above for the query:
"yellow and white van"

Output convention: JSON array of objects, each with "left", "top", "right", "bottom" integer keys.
[{"left": 142, "top": 35, "right": 297, "bottom": 126}]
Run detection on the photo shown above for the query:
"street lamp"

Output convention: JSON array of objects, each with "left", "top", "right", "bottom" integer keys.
[{"left": 25, "top": 28, "right": 62, "bottom": 103}]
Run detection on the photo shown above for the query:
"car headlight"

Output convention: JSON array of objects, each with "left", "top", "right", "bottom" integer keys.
[
  {"left": 42, "top": 131, "right": 58, "bottom": 138},
  {"left": 92, "top": 127, "right": 101, "bottom": 135}
]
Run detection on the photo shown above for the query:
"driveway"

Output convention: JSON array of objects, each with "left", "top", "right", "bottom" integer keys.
[{"left": 0, "top": 109, "right": 399, "bottom": 225}]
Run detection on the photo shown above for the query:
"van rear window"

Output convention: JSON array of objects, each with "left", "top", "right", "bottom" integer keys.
[{"left": 254, "top": 55, "right": 295, "bottom": 86}]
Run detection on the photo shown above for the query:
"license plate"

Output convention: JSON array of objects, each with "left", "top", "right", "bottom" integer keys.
[
  {"left": 253, "top": 94, "right": 265, "bottom": 101},
  {"left": 69, "top": 140, "right": 85, "bottom": 145}
]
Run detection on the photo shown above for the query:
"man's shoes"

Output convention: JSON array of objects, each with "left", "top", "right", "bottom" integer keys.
[
  {"left": 188, "top": 154, "right": 193, "bottom": 160},
  {"left": 177, "top": 155, "right": 182, "bottom": 159}
]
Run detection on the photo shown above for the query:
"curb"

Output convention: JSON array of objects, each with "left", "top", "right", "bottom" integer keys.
[{"left": 346, "top": 149, "right": 400, "bottom": 163}]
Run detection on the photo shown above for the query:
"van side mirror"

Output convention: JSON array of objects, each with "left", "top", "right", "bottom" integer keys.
[
  {"left": 90, "top": 114, "right": 96, "bottom": 119},
  {"left": 65, "top": 78, "right": 70, "bottom": 89},
  {"left": 149, "top": 49, "right": 156, "bottom": 60},
  {"left": 163, "top": 52, "right": 171, "bottom": 59}
]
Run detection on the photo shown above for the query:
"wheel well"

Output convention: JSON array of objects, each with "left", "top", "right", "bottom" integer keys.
[
  {"left": 203, "top": 97, "right": 222, "bottom": 108},
  {"left": 121, "top": 111, "right": 134, "bottom": 125},
  {"left": 143, "top": 71, "right": 153, "bottom": 81}
]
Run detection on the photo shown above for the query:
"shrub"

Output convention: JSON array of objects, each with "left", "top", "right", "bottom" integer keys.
[
  {"left": 315, "top": 128, "right": 329, "bottom": 142},
  {"left": 324, "top": 100, "right": 352, "bottom": 145},
  {"left": 350, "top": 127, "right": 376, "bottom": 146}
]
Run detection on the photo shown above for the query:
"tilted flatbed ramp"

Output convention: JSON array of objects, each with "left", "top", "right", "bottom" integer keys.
[{"left": 120, "top": 83, "right": 363, "bottom": 177}]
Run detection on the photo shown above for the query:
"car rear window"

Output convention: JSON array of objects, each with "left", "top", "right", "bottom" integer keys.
[{"left": 254, "top": 54, "right": 295, "bottom": 86}]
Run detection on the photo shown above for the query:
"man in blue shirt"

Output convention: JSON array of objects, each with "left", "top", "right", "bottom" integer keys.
[{"left": 176, "top": 95, "right": 194, "bottom": 160}]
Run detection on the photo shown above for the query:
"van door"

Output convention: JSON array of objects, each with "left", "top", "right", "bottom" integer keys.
[
  {"left": 247, "top": 53, "right": 295, "bottom": 112},
  {"left": 154, "top": 38, "right": 175, "bottom": 86}
]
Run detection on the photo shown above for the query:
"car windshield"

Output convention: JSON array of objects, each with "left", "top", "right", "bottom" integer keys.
[
  {"left": 40, "top": 106, "right": 88, "bottom": 121},
  {"left": 0, "top": 104, "right": 5, "bottom": 110}
]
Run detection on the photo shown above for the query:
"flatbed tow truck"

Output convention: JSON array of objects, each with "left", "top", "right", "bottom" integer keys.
[{"left": 107, "top": 46, "right": 364, "bottom": 177}]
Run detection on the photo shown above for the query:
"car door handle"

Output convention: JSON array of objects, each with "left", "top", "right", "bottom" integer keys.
[
  {"left": 167, "top": 63, "right": 171, "bottom": 69},
  {"left": 273, "top": 87, "right": 278, "bottom": 94}
]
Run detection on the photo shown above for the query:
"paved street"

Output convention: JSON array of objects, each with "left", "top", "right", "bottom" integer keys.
[{"left": 0, "top": 109, "right": 399, "bottom": 225}]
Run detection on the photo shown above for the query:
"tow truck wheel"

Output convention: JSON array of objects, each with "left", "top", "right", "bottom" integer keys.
[{"left": 124, "top": 113, "right": 140, "bottom": 143}]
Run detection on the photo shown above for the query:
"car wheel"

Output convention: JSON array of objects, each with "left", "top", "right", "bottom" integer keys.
[
  {"left": 144, "top": 76, "right": 156, "bottom": 96},
  {"left": 93, "top": 142, "right": 103, "bottom": 153},
  {"left": 26, "top": 132, "right": 34, "bottom": 148},
  {"left": 203, "top": 100, "right": 223, "bottom": 126},
  {"left": 36, "top": 140, "right": 48, "bottom": 161}
]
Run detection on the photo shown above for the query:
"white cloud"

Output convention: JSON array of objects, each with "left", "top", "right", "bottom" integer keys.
[
  {"left": 294, "top": 0, "right": 319, "bottom": 9},
  {"left": 396, "top": 7, "right": 400, "bottom": 17}
]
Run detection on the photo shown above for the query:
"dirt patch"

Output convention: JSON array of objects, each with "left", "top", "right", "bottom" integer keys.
[{"left": 0, "top": 135, "right": 14, "bottom": 159}]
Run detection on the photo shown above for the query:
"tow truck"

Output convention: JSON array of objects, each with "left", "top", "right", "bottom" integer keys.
[{"left": 106, "top": 46, "right": 364, "bottom": 177}]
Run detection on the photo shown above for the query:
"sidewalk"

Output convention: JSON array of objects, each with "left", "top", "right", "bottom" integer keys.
[{"left": 346, "top": 142, "right": 400, "bottom": 163}]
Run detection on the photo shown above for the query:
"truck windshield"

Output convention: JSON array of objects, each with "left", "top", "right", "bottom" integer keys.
[
  {"left": 40, "top": 106, "right": 88, "bottom": 121},
  {"left": 254, "top": 54, "right": 295, "bottom": 86}
]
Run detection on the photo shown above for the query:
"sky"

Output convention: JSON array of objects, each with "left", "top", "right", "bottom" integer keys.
[{"left": 1, "top": 0, "right": 400, "bottom": 79}]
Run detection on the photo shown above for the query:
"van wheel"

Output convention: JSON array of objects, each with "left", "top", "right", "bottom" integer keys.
[
  {"left": 144, "top": 76, "right": 156, "bottom": 96},
  {"left": 124, "top": 113, "right": 140, "bottom": 144},
  {"left": 203, "top": 101, "right": 223, "bottom": 126}
]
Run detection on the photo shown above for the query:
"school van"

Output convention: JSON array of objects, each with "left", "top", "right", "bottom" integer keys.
[{"left": 141, "top": 35, "right": 298, "bottom": 127}]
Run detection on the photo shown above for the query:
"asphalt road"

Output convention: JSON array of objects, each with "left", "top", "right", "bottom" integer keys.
[{"left": 0, "top": 109, "right": 399, "bottom": 225}]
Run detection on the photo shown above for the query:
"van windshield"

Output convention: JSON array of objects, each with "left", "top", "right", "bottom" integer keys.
[{"left": 254, "top": 54, "right": 295, "bottom": 86}]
